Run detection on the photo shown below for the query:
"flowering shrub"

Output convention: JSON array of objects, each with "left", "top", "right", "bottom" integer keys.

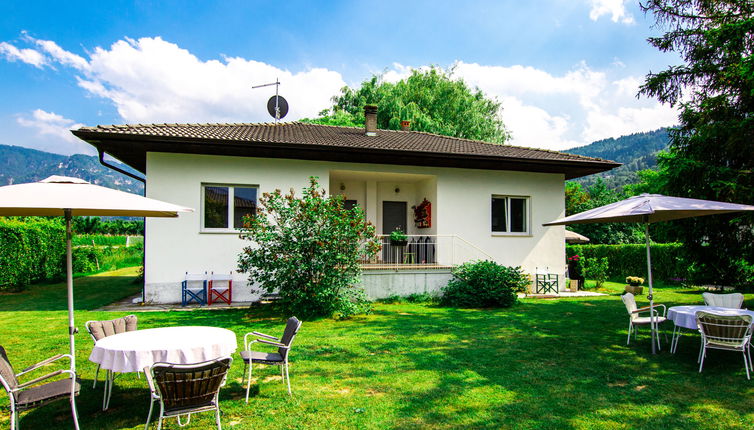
[
  {"left": 238, "top": 177, "right": 381, "bottom": 319},
  {"left": 625, "top": 276, "right": 645, "bottom": 286}
]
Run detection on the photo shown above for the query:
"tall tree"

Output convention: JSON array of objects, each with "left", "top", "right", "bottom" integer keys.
[
  {"left": 639, "top": 0, "right": 754, "bottom": 285},
  {"left": 304, "top": 67, "right": 510, "bottom": 144}
]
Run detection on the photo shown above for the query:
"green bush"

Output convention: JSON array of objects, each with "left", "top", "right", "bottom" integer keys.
[
  {"left": 0, "top": 218, "right": 65, "bottom": 291},
  {"left": 441, "top": 260, "right": 529, "bottom": 308},
  {"left": 581, "top": 256, "right": 609, "bottom": 288},
  {"left": 238, "top": 177, "right": 381, "bottom": 320},
  {"left": 72, "top": 247, "right": 101, "bottom": 273},
  {"left": 567, "top": 243, "right": 688, "bottom": 281},
  {"left": 71, "top": 234, "right": 128, "bottom": 247}
]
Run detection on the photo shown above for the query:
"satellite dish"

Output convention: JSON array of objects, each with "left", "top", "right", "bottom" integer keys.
[{"left": 267, "top": 95, "right": 289, "bottom": 120}]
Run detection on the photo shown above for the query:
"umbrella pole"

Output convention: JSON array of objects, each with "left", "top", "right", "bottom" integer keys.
[
  {"left": 65, "top": 210, "right": 75, "bottom": 365},
  {"left": 645, "top": 222, "right": 657, "bottom": 354}
]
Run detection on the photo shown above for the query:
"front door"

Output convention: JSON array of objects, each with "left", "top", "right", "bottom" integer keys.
[
  {"left": 382, "top": 201, "right": 407, "bottom": 234},
  {"left": 382, "top": 201, "right": 407, "bottom": 263}
]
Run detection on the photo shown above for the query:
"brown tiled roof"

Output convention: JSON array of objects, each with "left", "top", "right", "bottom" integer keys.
[{"left": 72, "top": 122, "right": 619, "bottom": 179}]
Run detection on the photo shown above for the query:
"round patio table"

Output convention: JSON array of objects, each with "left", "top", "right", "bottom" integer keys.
[
  {"left": 89, "top": 326, "right": 237, "bottom": 409},
  {"left": 667, "top": 305, "right": 754, "bottom": 353}
]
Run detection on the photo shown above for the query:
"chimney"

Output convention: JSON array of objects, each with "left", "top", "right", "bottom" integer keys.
[
  {"left": 364, "top": 105, "right": 378, "bottom": 136},
  {"left": 400, "top": 120, "right": 411, "bottom": 131}
]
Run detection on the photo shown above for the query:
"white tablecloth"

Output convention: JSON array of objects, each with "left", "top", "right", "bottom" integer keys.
[
  {"left": 667, "top": 305, "right": 754, "bottom": 330},
  {"left": 89, "top": 326, "right": 237, "bottom": 373}
]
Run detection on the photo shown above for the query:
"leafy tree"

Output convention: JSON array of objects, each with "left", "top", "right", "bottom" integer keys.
[
  {"left": 639, "top": 0, "right": 754, "bottom": 285},
  {"left": 237, "top": 177, "right": 381, "bottom": 319},
  {"left": 305, "top": 67, "right": 510, "bottom": 144},
  {"left": 564, "top": 180, "right": 644, "bottom": 244}
]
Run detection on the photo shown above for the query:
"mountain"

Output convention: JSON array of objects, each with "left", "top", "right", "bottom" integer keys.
[
  {"left": 567, "top": 128, "right": 670, "bottom": 189},
  {"left": 0, "top": 145, "right": 144, "bottom": 194}
]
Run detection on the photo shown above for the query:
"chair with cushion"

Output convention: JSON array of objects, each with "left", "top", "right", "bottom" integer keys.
[
  {"left": 85, "top": 314, "right": 137, "bottom": 410},
  {"left": 0, "top": 346, "right": 80, "bottom": 430},
  {"left": 208, "top": 272, "right": 233, "bottom": 305},
  {"left": 696, "top": 311, "right": 753, "bottom": 379},
  {"left": 621, "top": 293, "right": 667, "bottom": 350},
  {"left": 144, "top": 357, "right": 232, "bottom": 430},
  {"left": 240, "top": 317, "right": 302, "bottom": 402},
  {"left": 702, "top": 292, "right": 744, "bottom": 309},
  {"left": 182, "top": 272, "right": 208, "bottom": 306}
]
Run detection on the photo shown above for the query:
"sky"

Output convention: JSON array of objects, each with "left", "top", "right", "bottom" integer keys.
[{"left": 0, "top": 0, "right": 680, "bottom": 157}]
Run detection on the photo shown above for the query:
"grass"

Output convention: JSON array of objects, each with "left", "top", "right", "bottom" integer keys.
[{"left": 1, "top": 273, "right": 754, "bottom": 429}]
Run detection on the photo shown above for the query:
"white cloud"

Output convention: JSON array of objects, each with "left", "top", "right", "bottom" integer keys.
[
  {"left": 34, "top": 39, "right": 89, "bottom": 71},
  {"left": 588, "top": 0, "right": 635, "bottom": 24},
  {"left": 0, "top": 42, "right": 47, "bottom": 68},
  {"left": 16, "top": 109, "right": 92, "bottom": 155}
]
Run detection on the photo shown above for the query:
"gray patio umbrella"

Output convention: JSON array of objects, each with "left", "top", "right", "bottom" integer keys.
[
  {"left": 0, "top": 175, "right": 192, "bottom": 419},
  {"left": 544, "top": 193, "right": 754, "bottom": 354}
]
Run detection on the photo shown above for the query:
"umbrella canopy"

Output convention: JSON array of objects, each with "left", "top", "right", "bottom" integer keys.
[
  {"left": 0, "top": 175, "right": 192, "bottom": 422},
  {"left": 544, "top": 193, "right": 754, "bottom": 354},
  {"left": 565, "top": 229, "right": 590, "bottom": 244},
  {"left": 0, "top": 176, "right": 189, "bottom": 217},
  {"left": 544, "top": 193, "right": 754, "bottom": 226}
]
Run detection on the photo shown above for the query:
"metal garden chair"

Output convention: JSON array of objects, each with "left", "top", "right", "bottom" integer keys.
[
  {"left": 85, "top": 314, "right": 138, "bottom": 410},
  {"left": 144, "top": 357, "right": 232, "bottom": 430},
  {"left": 696, "top": 311, "right": 753, "bottom": 379},
  {"left": 241, "top": 316, "right": 302, "bottom": 402},
  {"left": 182, "top": 272, "right": 208, "bottom": 306},
  {"left": 208, "top": 272, "right": 233, "bottom": 305},
  {"left": 0, "top": 346, "right": 80, "bottom": 430},
  {"left": 621, "top": 292, "right": 667, "bottom": 350},
  {"left": 702, "top": 292, "right": 745, "bottom": 309}
]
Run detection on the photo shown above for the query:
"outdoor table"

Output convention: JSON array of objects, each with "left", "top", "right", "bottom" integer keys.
[
  {"left": 89, "top": 326, "right": 237, "bottom": 409},
  {"left": 667, "top": 305, "right": 754, "bottom": 353}
]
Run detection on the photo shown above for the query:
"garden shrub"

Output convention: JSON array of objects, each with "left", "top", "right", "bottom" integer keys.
[
  {"left": 238, "top": 177, "right": 381, "bottom": 319},
  {"left": 581, "top": 256, "right": 609, "bottom": 288},
  {"left": 0, "top": 218, "right": 65, "bottom": 291},
  {"left": 441, "top": 260, "right": 529, "bottom": 308},
  {"left": 567, "top": 243, "right": 688, "bottom": 281},
  {"left": 72, "top": 247, "right": 102, "bottom": 273}
]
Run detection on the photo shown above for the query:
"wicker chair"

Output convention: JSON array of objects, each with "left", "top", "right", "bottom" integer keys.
[
  {"left": 0, "top": 346, "right": 80, "bottom": 430},
  {"left": 241, "top": 316, "right": 302, "bottom": 402},
  {"left": 144, "top": 357, "right": 232, "bottom": 430},
  {"left": 85, "top": 315, "right": 138, "bottom": 388},
  {"left": 702, "top": 292, "right": 745, "bottom": 309},
  {"left": 621, "top": 293, "right": 667, "bottom": 350},
  {"left": 696, "top": 311, "right": 753, "bottom": 379}
]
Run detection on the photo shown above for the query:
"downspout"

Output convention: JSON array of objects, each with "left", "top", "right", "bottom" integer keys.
[{"left": 96, "top": 149, "right": 148, "bottom": 304}]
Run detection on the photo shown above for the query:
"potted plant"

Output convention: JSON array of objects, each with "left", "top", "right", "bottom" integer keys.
[
  {"left": 389, "top": 227, "right": 408, "bottom": 246},
  {"left": 624, "top": 276, "right": 645, "bottom": 295}
]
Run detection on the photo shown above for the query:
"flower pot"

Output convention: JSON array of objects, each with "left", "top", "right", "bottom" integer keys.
[
  {"left": 390, "top": 239, "right": 408, "bottom": 247},
  {"left": 624, "top": 285, "right": 643, "bottom": 295}
]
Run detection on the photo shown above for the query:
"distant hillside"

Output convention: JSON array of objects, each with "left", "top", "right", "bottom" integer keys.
[
  {"left": 0, "top": 145, "right": 144, "bottom": 194},
  {"left": 568, "top": 128, "right": 670, "bottom": 189}
]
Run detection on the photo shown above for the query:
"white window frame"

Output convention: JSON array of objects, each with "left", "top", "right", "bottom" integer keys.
[
  {"left": 490, "top": 195, "right": 531, "bottom": 236},
  {"left": 200, "top": 183, "right": 259, "bottom": 234}
]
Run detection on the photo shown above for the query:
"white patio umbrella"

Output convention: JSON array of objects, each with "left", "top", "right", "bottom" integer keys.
[
  {"left": 565, "top": 229, "right": 590, "bottom": 244},
  {"left": 0, "top": 175, "right": 192, "bottom": 422},
  {"left": 544, "top": 193, "right": 754, "bottom": 354}
]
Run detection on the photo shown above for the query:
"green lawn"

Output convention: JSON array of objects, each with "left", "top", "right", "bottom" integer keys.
[{"left": 1, "top": 271, "right": 753, "bottom": 429}]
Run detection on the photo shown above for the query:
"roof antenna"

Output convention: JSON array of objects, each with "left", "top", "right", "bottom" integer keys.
[{"left": 252, "top": 78, "right": 289, "bottom": 123}]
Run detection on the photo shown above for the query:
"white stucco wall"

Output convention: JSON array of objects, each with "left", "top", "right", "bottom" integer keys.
[{"left": 144, "top": 152, "right": 566, "bottom": 303}]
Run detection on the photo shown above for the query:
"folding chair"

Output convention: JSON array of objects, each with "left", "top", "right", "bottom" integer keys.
[
  {"left": 534, "top": 267, "right": 558, "bottom": 294},
  {"left": 182, "top": 272, "right": 207, "bottom": 306},
  {"left": 208, "top": 272, "right": 233, "bottom": 305}
]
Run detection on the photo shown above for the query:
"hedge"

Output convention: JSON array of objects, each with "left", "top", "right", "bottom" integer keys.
[
  {"left": 0, "top": 218, "right": 65, "bottom": 291},
  {"left": 567, "top": 243, "right": 688, "bottom": 281}
]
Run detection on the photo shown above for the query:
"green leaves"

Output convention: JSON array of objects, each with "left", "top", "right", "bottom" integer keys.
[
  {"left": 440, "top": 260, "right": 529, "bottom": 308},
  {"left": 0, "top": 218, "right": 65, "bottom": 291},
  {"left": 304, "top": 67, "right": 510, "bottom": 144},
  {"left": 237, "top": 177, "right": 380, "bottom": 319}
]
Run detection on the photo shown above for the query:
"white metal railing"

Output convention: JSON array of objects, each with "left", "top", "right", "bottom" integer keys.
[{"left": 360, "top": 235, "right": 493, "bottom": 270}]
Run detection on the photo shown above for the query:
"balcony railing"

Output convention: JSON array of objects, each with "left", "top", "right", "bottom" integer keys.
[{"left": 361, "top": 235, "right": 494, "bottom": 270}]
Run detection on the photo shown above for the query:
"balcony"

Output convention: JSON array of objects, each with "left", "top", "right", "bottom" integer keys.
[{"left": 361, "top": 235, "right": 493, "bottom": 271}]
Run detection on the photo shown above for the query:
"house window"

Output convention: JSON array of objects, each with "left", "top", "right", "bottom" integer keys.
[
  {"left": 202, "top": 184, "right": 257, "bottom": 231},
  {"left": 491, "top": 196, "right": 529, "bottom": 234}
]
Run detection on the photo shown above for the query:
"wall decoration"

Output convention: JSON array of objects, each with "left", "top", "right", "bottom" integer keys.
[{"left": 412, "top": 198, "right": 432, "bottom": 229}]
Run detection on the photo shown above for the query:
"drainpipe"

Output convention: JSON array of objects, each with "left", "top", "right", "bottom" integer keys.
[{"left": 96, "top": 149, "right": 147, "bottom": 304}]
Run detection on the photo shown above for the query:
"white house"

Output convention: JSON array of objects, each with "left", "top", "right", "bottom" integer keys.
[{"left": 72, "top": 108, "right": 617, "bottom": 303}]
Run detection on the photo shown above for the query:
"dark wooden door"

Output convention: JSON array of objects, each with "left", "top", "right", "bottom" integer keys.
[{"left": 382, "top": 201, "right": 407, "bottom": 234}]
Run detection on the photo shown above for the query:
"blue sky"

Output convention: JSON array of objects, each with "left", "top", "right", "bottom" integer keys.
[{"left": 0, "top": 1, "right": 679, "bottom": 156}]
